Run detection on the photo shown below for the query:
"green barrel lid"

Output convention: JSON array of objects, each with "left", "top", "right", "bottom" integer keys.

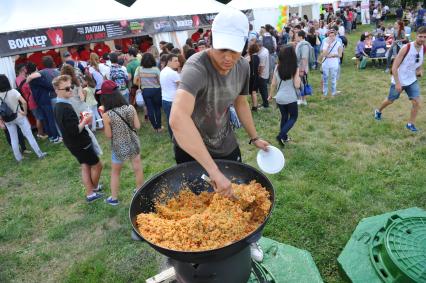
[{"left": 369, "top": 215, "right": 426, "bottom": 283}]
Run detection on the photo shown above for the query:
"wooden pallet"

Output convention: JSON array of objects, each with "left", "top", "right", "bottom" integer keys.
[{"left": 146, "top": 267, "right": 176, "bottom": 283}]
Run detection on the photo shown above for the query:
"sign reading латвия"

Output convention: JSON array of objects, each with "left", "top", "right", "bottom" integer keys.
[{"left": 0, "top": 11, "right": 253, "bottom": 57}]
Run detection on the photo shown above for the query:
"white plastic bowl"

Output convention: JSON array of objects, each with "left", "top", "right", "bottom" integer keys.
[{"left": 256, "top": 145, "right": 285, "bottom": 174}]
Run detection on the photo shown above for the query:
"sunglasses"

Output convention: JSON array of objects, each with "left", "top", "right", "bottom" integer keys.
[
  {"left": 416, "top": 54, "right": 419, "bottom": 63},
  {"left": 57, "top": 85, "right": 74, "bottom": 92}
]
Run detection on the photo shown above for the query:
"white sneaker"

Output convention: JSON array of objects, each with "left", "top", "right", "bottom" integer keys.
[
  {"left": 250, "top": 242, "right": 264, "bottom": 262},
  {"left": 303, "top": 100, "right": 308, "bottom": 106},
  {"left": 297, "top": 100, "right": 302, "bottom": 105},
  {"left": 38, "top": 152, "right": 48, "bottom": 159}
]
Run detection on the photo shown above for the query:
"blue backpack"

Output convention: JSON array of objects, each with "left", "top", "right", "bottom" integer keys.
[{"left": 110, "top": 65, "right": 128, "bottom": 91}]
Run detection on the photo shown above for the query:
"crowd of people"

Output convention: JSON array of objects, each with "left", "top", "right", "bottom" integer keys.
[
  {"left": 0, "top": 32, "right": 210, "bottom": 204},
  {"left": 1, "top": 3, "right": 424, "bottom": 200}
]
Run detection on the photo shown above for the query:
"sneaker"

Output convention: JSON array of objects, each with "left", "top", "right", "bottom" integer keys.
[
  {"left": 86, "top": 192, "right": 103, "bottom": 203},
  {"left": 297, "top": 99, "right": 302, "bottom": 105},
  {"left": 37, "top": 134, "right": 48, "bottom": 140},
  {"left": 38, "top": 152, "right": 48, "bottom": 159},
  {"left": 276, "top": 136, "right": 285, "bottom": 147},
  {"left": 93, "top": 183, "right": 103, "bottom": 193},
  {"left": 303, "top": 100, "right": 308, "bottom": 105},
  {"left": 283, "top": 137, "right": 292, "bottom": 142},
  {"left": 50, "top": 137, "right": 62, "bottom": 144},
  {"left": 23, "top": 149, "right": 32, "bottom": 154},
  {"left": 374, "top": 109, "right": 382, "bottom": 120},
  {"left": 251, "top": 106, "right": 258, "bottom": 111},
  {"left": 105, "top": 196, "right": 119, "bottom": 206},
  {"left": 406, "top": 123, "right": 418, "bottom": 132},
  {"left": 250, "top": 242, "right": 264, "bottom": 262},
  {"left": 384, "top": 68, "right": 390, "bottom": 73}
]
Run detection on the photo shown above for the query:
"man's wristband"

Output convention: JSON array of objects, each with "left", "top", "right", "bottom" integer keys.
[{"left": 249, "top": 137, "right": 259, "bottom": 144}]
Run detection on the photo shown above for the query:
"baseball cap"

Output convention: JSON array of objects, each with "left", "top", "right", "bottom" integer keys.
[
  {"left": 211, "top": 8, "right": 249, "bottom": 53},
  {"left": 63, "top": 51, "right": 71, "bottom": 58},
  {"left": 98, "top": 80, "right": 118, "bottom": 95}
]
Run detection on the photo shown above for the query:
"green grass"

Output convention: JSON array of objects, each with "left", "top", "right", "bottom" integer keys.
[{"left": 1, "top": 24, "right": 425, "bottom": 282}]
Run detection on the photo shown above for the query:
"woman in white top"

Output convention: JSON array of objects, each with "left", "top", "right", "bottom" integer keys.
[
  {"left": 318, "top": 21, "right": 329, "bottom": 41},
  {"left": 0, "top": 75, "right": 46, "bottom": 162},
  {"left": 268, "top": 45, "right": 301, "bottom": 146}
]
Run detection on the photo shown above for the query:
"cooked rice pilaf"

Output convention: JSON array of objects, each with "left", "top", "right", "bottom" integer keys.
[{"left": 136, "top": 181, "right": 271, "bottom": 251}]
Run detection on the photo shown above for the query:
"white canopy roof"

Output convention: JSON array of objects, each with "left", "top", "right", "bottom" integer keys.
[
  {"left": 227, "top": 0, "right": 331, "bottom": 9},
  {"left": 0, "top": 0, "right": 227, "bottom": 33}
]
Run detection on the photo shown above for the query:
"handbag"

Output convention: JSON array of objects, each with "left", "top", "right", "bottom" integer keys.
[
  {"left": 85, "top": 125, "right": 103, "bottom": 156},
  {"left": 135, "top": 89, "right": 144, "bottom": 107},
  {"left": 299, "top": 74, "right": 312, "bottom": 97},
  {"left": 303, "top": 74, "right": 312, "bottom": 96}
]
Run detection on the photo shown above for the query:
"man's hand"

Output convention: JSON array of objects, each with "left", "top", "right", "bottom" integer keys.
[
  {"left": 253, "top": 138, "right": 269, "bottom": 151},
  {"left": 81, "top": 112, "right": 92, "bottom": 125},
  {"left": 395, "top": 82, "right": 402, "bottom": 93},
  {"left": 209, "top": 169, "right": 235, "bottom": 199}
]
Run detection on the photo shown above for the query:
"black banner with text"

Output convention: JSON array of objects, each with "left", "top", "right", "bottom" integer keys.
[{"left": 0, "top": 10, "right": 253, "bottom": 57}]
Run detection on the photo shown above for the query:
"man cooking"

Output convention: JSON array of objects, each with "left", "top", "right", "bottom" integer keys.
[{"left": 169, "top": 8, "right": 269, "bottom": 262}]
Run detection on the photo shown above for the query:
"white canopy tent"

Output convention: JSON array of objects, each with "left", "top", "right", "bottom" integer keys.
[
  {"left": 228, "top": 0, "right": 334, "bottom": 32},
  {"left": 0, "top": 0, "right": 227, "bottom": 33},
  {"left": 0, "top": 0, "right": 228, "bottom": 85}
]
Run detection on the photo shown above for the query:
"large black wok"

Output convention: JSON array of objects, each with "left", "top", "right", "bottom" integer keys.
[{"left": 129, "top": 160, "right": 275, "bottom": 263}]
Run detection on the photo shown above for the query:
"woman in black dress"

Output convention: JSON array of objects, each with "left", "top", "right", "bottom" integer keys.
[{"left": 247, "top": 42, "right": 260, "bottom": 111}]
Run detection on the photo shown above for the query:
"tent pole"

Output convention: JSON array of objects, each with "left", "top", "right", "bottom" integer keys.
[{"left": 0, "top": 56, "right": 17, "bottom": 88}]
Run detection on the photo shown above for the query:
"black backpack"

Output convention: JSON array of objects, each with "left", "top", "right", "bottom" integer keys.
[
  {"left": 0, "top": 91, "right": 18, "bottom": 122},
  {"left": 263, "top": 35, "right": 275, "bottom": 54}
]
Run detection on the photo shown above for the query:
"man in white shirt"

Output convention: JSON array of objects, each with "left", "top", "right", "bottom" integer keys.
[
  {"left": 98, "top": 56, "right": 110, "bottom": 80},
  {"left": 321, "top": 29, "right": 343, "bottom": 97},
  {"left": 383, "top": 5, "right": 389, "bottom": 20},
  {"left": 336, "top": 19, "right": 345, "bottom": 37},
  {"left": 160, "top": 54, "right": 180, "bottom": 137},
  {"left": 256, "top": 40, "right": 270, "bottom": 108},
  {"left": 374, "top": 27, "right": 426, "bottom": 132}
]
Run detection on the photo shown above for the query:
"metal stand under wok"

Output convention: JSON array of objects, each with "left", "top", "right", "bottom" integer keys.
[{"left": 171, "top": 245, "right": 251, "bottom": 283}]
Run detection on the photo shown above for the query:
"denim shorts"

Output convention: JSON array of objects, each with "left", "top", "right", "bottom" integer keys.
[
  {"left": 111, "top": 150, "right": 123, "bottom": 164},
  {"left": 388, "top": 81, "right": 420, "bottom": 101}
]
